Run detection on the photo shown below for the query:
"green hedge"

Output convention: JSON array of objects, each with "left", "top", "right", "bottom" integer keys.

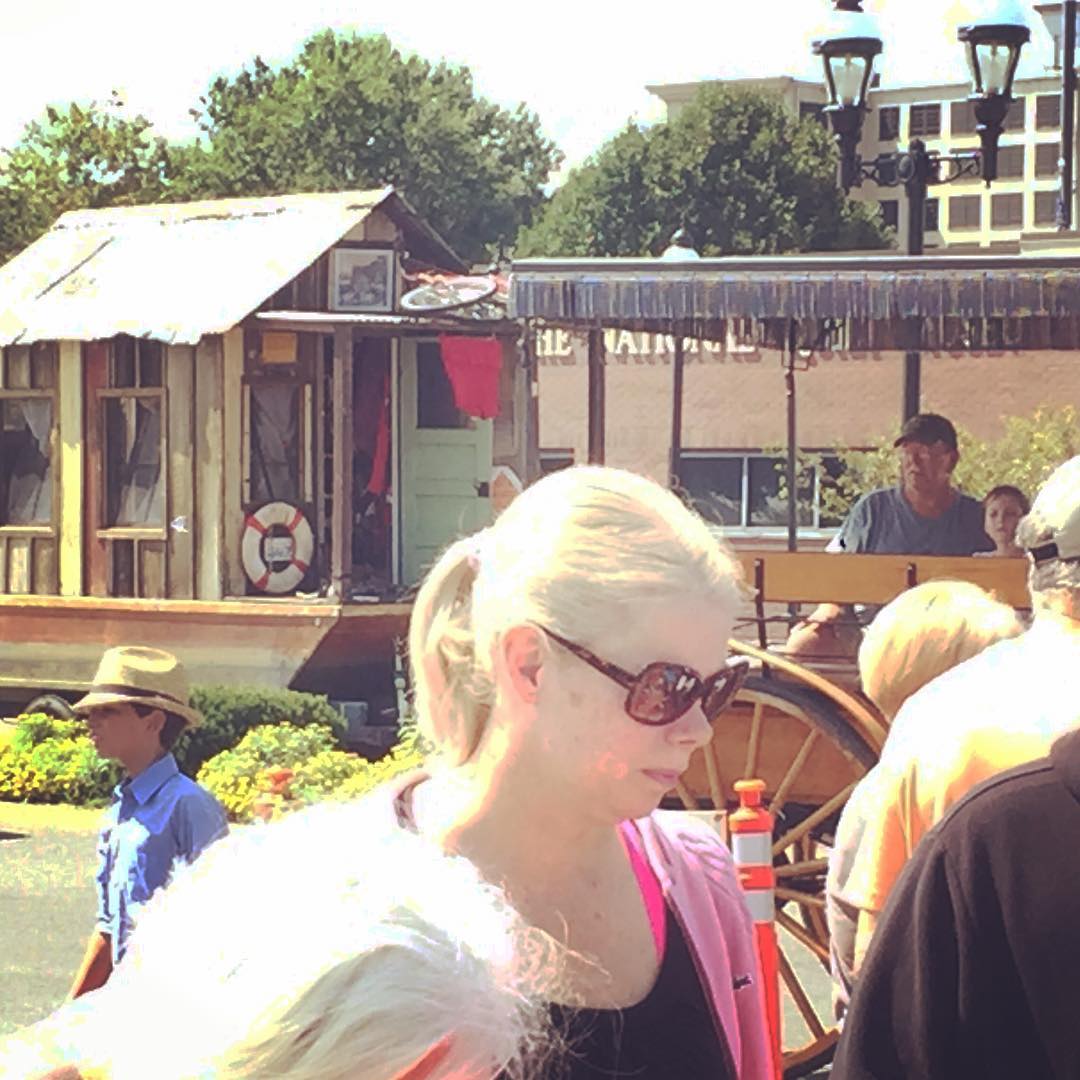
[
  {"left": 175, "top": 686, "right": 346, "bottom": 777},
  {"left": 0, "top": 714, "right": 120, "bottom": 805},
  {"left": 197, "top": 722, "right": 423, "bottom": 823}
]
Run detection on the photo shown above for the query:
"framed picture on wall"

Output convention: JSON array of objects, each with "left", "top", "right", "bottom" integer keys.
[{"left": 329, "top": 247, "right": 396, "bottom": 312}]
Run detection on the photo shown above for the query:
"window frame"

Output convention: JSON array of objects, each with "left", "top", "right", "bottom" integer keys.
[
  {"left": 948, "top": 193, "right": 982, "bottom": 230},
  {"left": 1034, "top": 190, "right": 1059, "bottom": 227},
  {"left": 97, "top": 339, "right": 167, "bottom": 540},
  {"left": 1036, "top": 94, "right": 1061, "bottom": 131},
  {"left": 0, "top": 343, "right": 59, "bottom": 537},
  {"left": 909, "top": 103, "right": 942, "bottom": 138},
  {"left": 878, "top": 105, "right": 901, "bottom": 141},
  {"left": 1035, "top": 143, "right": 1059, "bottom": 179},
  {"left": 879, "top": 199, "right": 899, "bottom": 230},
  {"left": 675, "top": 450, "right": 844, "bottom": 535},
  {"left": 995, "top": 143, "right": 1026, "bottom": 180},
  {"left": 990, "top": 192, "right": 1024, "bottom": 229}
]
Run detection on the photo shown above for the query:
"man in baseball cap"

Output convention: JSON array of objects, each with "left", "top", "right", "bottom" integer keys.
[{"left": 68, "top": 646, "right": 227, "bottom": 999}]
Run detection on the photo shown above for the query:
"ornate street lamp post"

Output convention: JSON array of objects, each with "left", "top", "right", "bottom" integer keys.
[{"left": 812, "top": 0, "right": 1030, "bottom": 414}]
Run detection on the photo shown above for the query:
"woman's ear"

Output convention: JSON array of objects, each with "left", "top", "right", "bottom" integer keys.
[{"left": 500, "top": 625, "right": 545, "bottom": 705}]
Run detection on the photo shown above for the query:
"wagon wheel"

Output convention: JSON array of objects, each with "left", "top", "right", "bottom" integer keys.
[{"left": 667, "top": 647, "right": 882, "bottom": 1078}]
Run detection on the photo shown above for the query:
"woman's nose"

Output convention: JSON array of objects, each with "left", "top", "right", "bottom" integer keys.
[{"left": 669, "top": 703, "right": 713, "bottom": 750}]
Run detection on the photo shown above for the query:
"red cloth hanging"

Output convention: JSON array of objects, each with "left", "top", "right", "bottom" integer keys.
[{"left": 438, "top": 336, "right": 502, "bottom": 419}]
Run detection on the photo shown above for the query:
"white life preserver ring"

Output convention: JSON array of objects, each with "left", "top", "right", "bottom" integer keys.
[{"left": 241, "top": 502, "right": 314, "bottom": 594}]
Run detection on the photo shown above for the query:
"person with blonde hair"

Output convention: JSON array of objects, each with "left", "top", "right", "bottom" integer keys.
[
  {"left": 391, "top": 464, "right": 773, "bottom": 1079},
  {"left": 3, "top": 797, "right": 558, "bottom": 1080},
  {"left": 826, "top": 580, "right": 1023, "bottom": 1016}
]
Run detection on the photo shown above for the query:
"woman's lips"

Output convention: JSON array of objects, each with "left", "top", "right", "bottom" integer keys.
[{"left": 643, "top": 769, "right": 682, "bottom": 787}]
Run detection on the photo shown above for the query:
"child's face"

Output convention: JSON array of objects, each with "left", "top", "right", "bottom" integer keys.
[{"left": 984, "top": 494, "right": 1025, "bottom": 549}]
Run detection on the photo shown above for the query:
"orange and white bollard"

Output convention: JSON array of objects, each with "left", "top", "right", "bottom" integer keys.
[{"left": 731, "top": 778, "right": 782, "bottom": 1080}]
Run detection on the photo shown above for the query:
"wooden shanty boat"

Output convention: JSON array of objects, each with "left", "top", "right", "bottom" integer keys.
[
  {"left": 509, "top": 249, "right": 1078, "bottom": 1075},
  {"left": 0, "top": 188, "right": 536, "bottom": 712}
]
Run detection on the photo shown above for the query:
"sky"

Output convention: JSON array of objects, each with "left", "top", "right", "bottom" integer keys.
[{"left": 2, "top": 0, "right": 1059, "bottom": 180}]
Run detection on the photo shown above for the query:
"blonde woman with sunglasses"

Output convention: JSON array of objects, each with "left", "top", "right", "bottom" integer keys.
[{"left": 385, "top": 465, "right": 773, "bottom": 1080}]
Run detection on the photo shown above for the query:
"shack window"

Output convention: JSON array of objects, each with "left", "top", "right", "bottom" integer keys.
[
  {"left": 0, "top": 344, "right": 56, "bottom": 527},
  {"left": 0, "top": 399, "right": 53, "bottom": 525},
  {"left": 103, "top": 397, "right": 164, "bottom": 526},
  {"left": 747, "top": 456, "right": 813, "bottom": 528},
  {"left": 249, "top": 382, "right": 302, "bottom": 505}
]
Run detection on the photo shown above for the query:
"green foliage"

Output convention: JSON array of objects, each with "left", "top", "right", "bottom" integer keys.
[
  {"left": 516, "top": 85, "right": 890, "bottom": 258},
  {"left": 0, "top": 94, "right": 180, "bottom": 263},
  {"left": 196, "top": 722, "right": 422, "bottom": 822},
  {"left": 813, "top": 405, "right": 1080, "bottom": 522},
  {"left": 180, "top": 32, "right": 561, "bottom": 262},
  {"left": 175, "top": 686, "right": 346, "bottom": 779},
  {"left": 0, "top": 713, "right": 120, "bottom": 805}
]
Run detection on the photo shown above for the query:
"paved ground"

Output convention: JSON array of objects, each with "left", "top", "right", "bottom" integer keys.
[{"left": 0, "top": 807, "right": 99, "bottom": 1036}]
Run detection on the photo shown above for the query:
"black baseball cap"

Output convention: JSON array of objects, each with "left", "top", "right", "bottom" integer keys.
[{"left": 893, "top": 413, "right": 958, "bottom": 451}]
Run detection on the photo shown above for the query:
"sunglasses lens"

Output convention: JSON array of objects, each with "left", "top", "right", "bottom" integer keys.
[
  {"left": 702, "top": 662, "right": 748, "bottom": 719},
  {"left": 628, "top": 664, "right": 699, "bottom": 725}
]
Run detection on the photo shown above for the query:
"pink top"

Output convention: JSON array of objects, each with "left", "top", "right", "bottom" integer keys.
[{"left": 619, "top": 819, "right": 666, "bottom": 960}]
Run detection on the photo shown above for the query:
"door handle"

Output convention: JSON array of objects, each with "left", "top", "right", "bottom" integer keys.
[{"left": 475, "top": 481, "right": 490, "bottom": 497}]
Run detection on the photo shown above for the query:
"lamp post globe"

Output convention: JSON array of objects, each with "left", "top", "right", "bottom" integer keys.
[
  {"left": 812, "top": 1, "right": 883, "bottom": 191},
  {"left": 958, "top": 0, "right": 1032, "bottom": 182}
]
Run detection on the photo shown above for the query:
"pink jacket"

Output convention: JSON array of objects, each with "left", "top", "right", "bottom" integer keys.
[
  {"left": 377, "top": 776, "right": 773, "bottom": 1079},
  {"left": 633, "top": 810, "right": 774, "bottom": 1080}
]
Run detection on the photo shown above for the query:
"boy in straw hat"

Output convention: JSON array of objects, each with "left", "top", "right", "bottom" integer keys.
[{"left": 67, "top": 646, "right": 227, "bottom": 1000}]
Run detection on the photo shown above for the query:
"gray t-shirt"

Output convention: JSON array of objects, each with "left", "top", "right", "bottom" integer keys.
[{"left": 837, "top": 486, "right": 993, "bottom": 556}]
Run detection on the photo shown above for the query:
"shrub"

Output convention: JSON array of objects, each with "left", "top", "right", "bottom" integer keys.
[
  {"left": 0, "top": 713, "right": 120, "bottom": 805},
  {"left": 196, "top": 722, "right": 424, "bottom": 823},
  {"left": 175, "top": 686, "right": 346, "bottom": 778}
]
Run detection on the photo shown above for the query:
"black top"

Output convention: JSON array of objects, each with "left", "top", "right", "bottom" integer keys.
[
  {"left": 832, "top": 726, "right": 1080, "bottom": 1080},
  {"left": 550, "top": 905, "right": 735, "bottom": 1079}
]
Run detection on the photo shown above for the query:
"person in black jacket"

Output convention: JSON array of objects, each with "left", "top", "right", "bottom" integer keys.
[{"left": 832, "top": 725, "right": 1080, "bottom": 1080}]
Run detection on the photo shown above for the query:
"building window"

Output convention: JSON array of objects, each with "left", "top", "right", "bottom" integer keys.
[
  {"left": 879, "top": 199, "right": 899, "bottom": 230},
  {"left": 1034, "top": 190, "right": 1059, "bottom": 226},
  {"left": 677, "top": 453, "right": 843, "bottom": 531},
  {"left": 799, "top": 101, "right": 826, "bottom": 127},
  {"left": 417, "top": 341, "right": 469, "bottom": 429},
  {"left": 950, "top": 100, "right": 976, "bottom": 136},
  {"left": 1036, "top": 94, "right": 1061, "bottom": 131},
  {"left": 101, "top": 337, "right": 165, "bottom": 528},
  {"left": 990, "top": 192, "right": 1024, "bottom": 229},
  {"left": 878, "top": 105, "right": 900, "bottom": 141},
  {"left": 0, "top": 344, "right": 56, "bottom": 527},
  {"left": 948, "top": 194, "right": 982, "bottom": 230},
  {"left": 249, "top": 382, "right": 302, "bottom": 506},
  {"left": 1036, "top": 143, "right": 1060, "bottom": 178},
  {"left": 996, "top": 144, "right": 1025, "bottom": 180},
  {"left": 909, "top": 103, "right": 942, "bottom": 138},
  {"left": 539, "top": 449, "right": 574, "bottom": 474},
  {"left": 925, "top": 197, "right": 940, "bottom": 232},
  {"left": 1004, "top": 95, "right": 1025, "bottom": 132}
]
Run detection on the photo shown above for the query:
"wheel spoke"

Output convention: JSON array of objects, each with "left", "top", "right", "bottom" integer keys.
[
  {"left": 775, "top": 858, "right": 828, "bottom": 880},
  {"left": 744, "top": 699, "right": 765, "bottom": 778},
  {"left": 776, "top": 887, "right": 826, "bottom": 909},
  {"left": 773, "top": 781, "right": 856, "bottom": 856},
  {"left": 778, "top": 946, "right": 827, "bottom": 1039},
  {"left": 776, "top": 908, "right": 830, "bottom": 963},
  {"left": 768, "top": 729, "right": 820, "bottom": 816},
  {"left": 703, "top": 742, "right": 727, "bottom": 809}
]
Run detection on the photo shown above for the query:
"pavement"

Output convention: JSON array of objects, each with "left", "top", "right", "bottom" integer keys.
[{"left": 0, "top": 807, "right": 99, "bottom": 1036}]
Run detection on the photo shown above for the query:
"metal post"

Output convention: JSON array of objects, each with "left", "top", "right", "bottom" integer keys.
[
  {"left": 586, "top": 329, "right": 605, "bottom": 465},
  {"left": 1060, "top": 0, "right": 1077, "bottom": 230},
  {"left": 329, "top": 326, "right": 354, "bottom": 600},
  {"left": 902, "top": 140, "right": 927, "bottom": 420},
  {"left": 669, "top": 336, "right": 685, "bottom": 486},
  {"left": 785, "top": 321, "right": 799, "bottom": 553}
]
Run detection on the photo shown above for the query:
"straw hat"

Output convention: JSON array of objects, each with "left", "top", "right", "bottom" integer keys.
[{"left": 73, "top": 646, "right": 202, "bottom": 729}]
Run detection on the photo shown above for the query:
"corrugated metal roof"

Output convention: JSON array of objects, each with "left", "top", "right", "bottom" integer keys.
[{"left": 0, "top": 188, "right": 465, "bottom": 346}]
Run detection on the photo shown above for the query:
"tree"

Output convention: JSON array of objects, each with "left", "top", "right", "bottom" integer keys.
[
  {"left": 179, "top": 32, "right": 562, "bottom": 263},
  {"left": 515, "top": 84, "right": 890, "bottom": 257},
  {"left": 812, "top": 405, "right": 1080, "bottom": 522},
  {"left": 0, "top": 95, "right": 178, "bottom": 264}
]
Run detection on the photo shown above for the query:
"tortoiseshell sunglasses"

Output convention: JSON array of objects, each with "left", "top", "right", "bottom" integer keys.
[{"left": 539, "top": 625, "right": 751, "bottom": 726}]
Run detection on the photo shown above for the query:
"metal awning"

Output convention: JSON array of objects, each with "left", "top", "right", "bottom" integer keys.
[
  {"left": 254, "top": 309, "right": 517, "bottom": 337},
  {"left": 0, "top": 188, "right": 467, "bottom": 347},
  {"left": 510, "top": 253, "right": 1080, "bottom": 349}
]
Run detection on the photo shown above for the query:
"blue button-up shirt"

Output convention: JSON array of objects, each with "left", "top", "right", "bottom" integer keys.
[{"left": 95, "top": 753, "right": 228, "bottom": 963}]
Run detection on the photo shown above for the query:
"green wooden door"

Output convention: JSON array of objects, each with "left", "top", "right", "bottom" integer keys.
[{"left": 399, "top": 339, "right": 493, "bottom": 584}]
